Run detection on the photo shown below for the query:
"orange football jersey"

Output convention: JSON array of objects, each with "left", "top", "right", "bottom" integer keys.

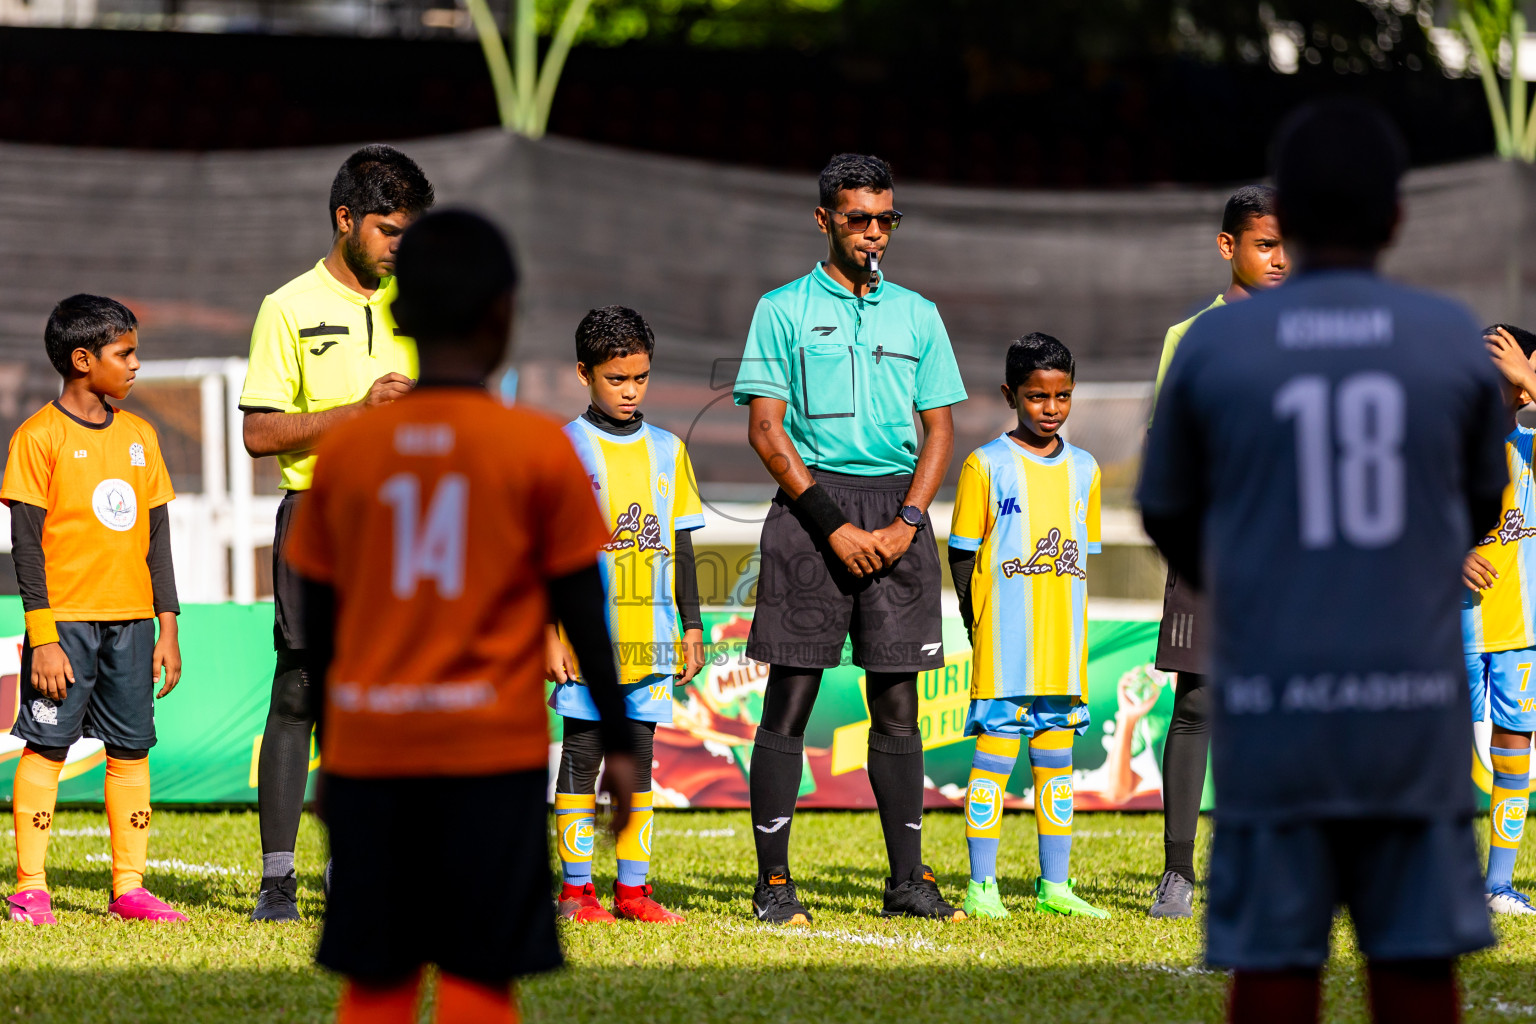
[
  {"left": 284, "top": 389, "right": 609, "bottom": 778},
  {"left": 0, "top": 402, "right": 175, "bottom": 621}
]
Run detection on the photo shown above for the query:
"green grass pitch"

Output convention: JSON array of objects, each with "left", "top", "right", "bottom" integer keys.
[{"left": 2, "top": 808, "right": 1536, "bottom": 1022}]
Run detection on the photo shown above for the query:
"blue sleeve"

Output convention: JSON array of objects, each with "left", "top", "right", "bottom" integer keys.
[
  {"left": 733, "top": 297, "right": 794, "bottom": 406},
  {"left": 913, "top": 302, "right": 968, "bottom": 411}
]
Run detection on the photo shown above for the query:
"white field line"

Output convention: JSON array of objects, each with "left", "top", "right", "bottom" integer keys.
[
  {"left": 84, "top": 854, "right": 252, "bottom": 877},
  {"left": 655, "top": 828, "right": 736, "bottom": 838},
  {"left": 1137, "top": 963, "right": 1227, "bottom": 977},
  {"left": 4, "top": 827, "right": 112, "bottom": 837},
  {"left": 722, "top": 921, "right": 951, "bottom": 953},
  {"left": 1484, "top": 999, "right": 1536, "bottom": 1017}
]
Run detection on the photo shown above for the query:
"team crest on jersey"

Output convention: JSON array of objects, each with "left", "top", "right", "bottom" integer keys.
[
  {"left": 91, "top": 478, "right": 137, "bottom": 532},
  {"left": 1074, "top": 499, "right": 1086, "bottom": 524},
  {"left": 603, "top": 502, "right": 670, "bottom": 554},
  {"left": 1000, "top": 527, "right": 1085, "bottom": 580},
  {"left": 129, "top": 442, "right": 145, "bottom": 467},
  {"left": 657, "top": 473, "right": 670, "bottom": 497},
  {"left": 1040, "top": 777, "right": 1074, "bottom": 829},
  {"left": 1496, "top": 796, "right": 1528, "bottom": 844},
  {"left": 561, "top": 817, "right": 596, "bottom": 858},
  {"left": 30, "top": 699, "right": 57, "bottom": 725},
  {"left": 966, "top": 778, "right": 1002, "bottom": 831}
]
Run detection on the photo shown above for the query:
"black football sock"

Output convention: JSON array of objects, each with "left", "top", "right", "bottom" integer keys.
[
  {"left": 867, "top": 729, "right": 925, "bottom": 883},
  {"left": 257, "top": 652, "right": 315, "bottom": 869},
  {"left": 749, "top": 728, "right": 804, "bottom": 876},
  {"left": 1161, "top": 673, "right": 1210, "bottom": 883}
]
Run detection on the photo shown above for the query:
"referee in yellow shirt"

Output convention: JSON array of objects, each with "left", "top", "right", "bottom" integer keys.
[{"left": 239, "top": 145, "right": 434, "bottom": 922}]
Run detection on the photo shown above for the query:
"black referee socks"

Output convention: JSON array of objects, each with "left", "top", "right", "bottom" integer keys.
[
  {"left": 750, "top": 728, "right": 804, "bottom": 873},
  {"left": 867, "top": 729, "right": 925, "bottom": 884}
]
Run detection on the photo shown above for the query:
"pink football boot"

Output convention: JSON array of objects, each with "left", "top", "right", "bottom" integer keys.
[
  {"left": 108, "top": 888, "right": 188, "bottom": 922},
  {"left": 8, "top": 890, "right": 56, "bottom": 925}
]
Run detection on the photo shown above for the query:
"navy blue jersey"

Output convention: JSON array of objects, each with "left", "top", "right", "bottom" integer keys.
[{"left": 1139, "top": 269, "right": 1508, "bottom": 821}]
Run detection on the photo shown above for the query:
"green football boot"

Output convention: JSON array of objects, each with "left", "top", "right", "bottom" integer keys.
[
  {"left": 962, "top": 878, "right": 1010, "bottom": 919},
  {"left": 1033, "top": 877, "right": 1109, "bottom": 919}
]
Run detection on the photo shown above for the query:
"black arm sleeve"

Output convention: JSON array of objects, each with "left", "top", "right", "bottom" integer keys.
[
  {"left": 147, "top": 504, "right": 180, "bottom": 616},
  {"left": 947, "top": 545, "right": 977, "bottom": 637},
  {"left": 300, "top": 577, "right": 335, "bottom": 742},
  {"left": 11, "top": 502, "right": 49, "bottom": 613},
  {"left": 674, "top": 530, "right": 703, "bottom": 632},
  {"left": 1142, "top": 511, "right": 1203, "bottom": 591},
  {"left": 549, "top": 563, "right": 635, "bottom": 756}
]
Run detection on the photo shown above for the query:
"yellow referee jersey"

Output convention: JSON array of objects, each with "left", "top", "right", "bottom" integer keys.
[{"left": 239, "top": 259, "right": 418, "bottom": 491}]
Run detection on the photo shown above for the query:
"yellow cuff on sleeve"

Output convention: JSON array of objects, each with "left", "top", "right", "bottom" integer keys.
[{"left": 24, "top": 609, "right": 58, "bottom": 648}]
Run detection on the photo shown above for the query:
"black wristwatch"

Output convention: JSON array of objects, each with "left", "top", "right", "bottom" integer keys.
[{"left": 898, "top": 505, "right": 925, "bottom": 530}]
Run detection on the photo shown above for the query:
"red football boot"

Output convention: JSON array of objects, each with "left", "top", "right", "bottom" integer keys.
[
  {"left": 612, "top": 882, "right": 685, "bottom": 923},
  {"left": 557, "top": 883, "right": 616, "bottom": 923}
]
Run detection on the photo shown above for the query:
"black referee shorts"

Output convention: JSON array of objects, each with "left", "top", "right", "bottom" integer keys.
[
  {"left": 272, "top": 489, "right": 306, "bottom": 652},
  {"left": 746, "top": 469, "right": 944, "bottom": 673},
  {"left": 317, "top": 769, "right": 561, "bottom": 985},
  {"left": 1155, "top": 565, "right": 1208, "bottom": 675}
]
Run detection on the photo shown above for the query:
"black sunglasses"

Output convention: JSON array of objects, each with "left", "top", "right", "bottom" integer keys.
[{"left": 822, "top": 208, "right": 903, "bottom": 232}]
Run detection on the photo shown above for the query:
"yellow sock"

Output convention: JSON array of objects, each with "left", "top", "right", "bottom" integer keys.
[
  {"left": 104, "top": 756, "right": 151, "bottom": 898},
  {"left": 1029, "top": 729, "right": 1075, "bottom": 884},
  {"left": 555, "top": 792, "right": 597, "bottom": 887},
  {"left": 1488, "top": 745, "right": 1531, "bottom": 889},
  {"left": 615, "top": 790, "right": 654, "bottom": 888},
  {"left": 965, "top": 733, "right": 1020, "bottom": 883},
  {"left": 13, "top": 750, "right": 62, "bottom": 892}
]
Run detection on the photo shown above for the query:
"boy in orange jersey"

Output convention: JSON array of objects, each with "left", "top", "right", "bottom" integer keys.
[
  {"left": 4, "top": 294, "right": 184, "bottom": 925},
  {"left": 285, "top": 210, "right": 635, "bottom": 1024}
]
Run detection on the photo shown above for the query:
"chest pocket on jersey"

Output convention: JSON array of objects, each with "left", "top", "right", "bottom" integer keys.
[
  {"left": 871, "top": 345, "right": 919, "bottom": 427},
  {"left": 298, "top": 325, "right": 356, "bottom": 403},
  {"left": 798, "top": 344, "right": 856, "bottom": 420}
]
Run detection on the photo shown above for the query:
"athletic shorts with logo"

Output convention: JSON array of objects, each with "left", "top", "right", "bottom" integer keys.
[
  {"left": 1155, "top": 566, "right": 1207, "bottom": 675},
  {"left": 12, "top": 620, "right": 156, "bottom": 749},
  {"left": 1466, "top": 647, "right": 1536, "bottom": 733},
  {"left": 747, "top": 469, "right": 943, "bottom": 672},
  {"left": 551, "top": 672, "right": 676, "bottom": 724},
  {"left": 1206, "top": 816, "right": 1493, "bottom": 969},
  {"left": 318, "top": 769, "right": 559, "bottom": 984},
  {"left": 965, "top": 694, "right": 1089, "bottom": 739}
]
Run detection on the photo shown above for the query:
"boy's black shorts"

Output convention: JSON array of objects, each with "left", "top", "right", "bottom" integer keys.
[
  {"left": 13, "top": 620, "right": 156, "bottom": 749},
  {"left": 317, "top": 769, "right": 560, "bottom": 985},
  {"left": 746, "top": 469, "right": 945, "bottom": 672}
]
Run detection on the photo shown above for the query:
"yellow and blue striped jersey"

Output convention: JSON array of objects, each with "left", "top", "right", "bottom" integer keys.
[
  {"left": 1464, "top": 426, "right": 1536, "bottom": 654},
  {"left": 564, "top": 418, "right": 705, "bottom": 685},
  {"left": 949, "top": 435, "right": 1101, "bottom": 699}
]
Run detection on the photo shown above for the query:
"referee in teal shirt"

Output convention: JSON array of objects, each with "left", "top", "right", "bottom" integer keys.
[{"left": 734, "top": 153, "right": 968, "bottom": 924}]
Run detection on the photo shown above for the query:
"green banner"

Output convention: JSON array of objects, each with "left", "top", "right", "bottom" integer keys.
[{"left": 0, "top": 598, "right": 1206, "bottom": 810}]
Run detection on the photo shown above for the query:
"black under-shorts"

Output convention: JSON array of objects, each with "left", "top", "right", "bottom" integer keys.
[
  {"left": 317, "top": 768, "right": 560, "bottom": 985},
  {"left": 746, "top": 469, "right": 945, "bottom": 673},
  {"left": 1155, "top": 565, "right": 1208, "bottom": 674},
  {"left": 272, "top": 489, "right": 307, "bottom": 652}
]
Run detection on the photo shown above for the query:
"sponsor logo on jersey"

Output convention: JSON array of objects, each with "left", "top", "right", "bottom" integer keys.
[
  {"left": 1040, "top": 776, "right": 1074, "bottom": 829},
  {"left": 1496, "top": 796, "right": 1528, "bottom": 844},
  {"left": 996, "top": 496, "right": 1021, "bottom": 516},
  {"left": 562, "top": 817, "right": 596, "bottom": 858},
  {"left": 129, "top": 442, "right": 146, "bottom": 468},
  {"left": 92, "top": 478, "right": 137, "bottom": 532},
  {"left": 1000, "top": 527, "right": 1085, "bottom": 580},
  {"left": 1494, "top": 509, "right": 1536, "bottom": 547},
  {"left": 966, "top": 778, "right": 1002, "bottom": 831}
]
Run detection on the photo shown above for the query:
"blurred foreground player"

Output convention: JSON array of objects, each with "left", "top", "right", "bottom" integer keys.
[
  {"left": 547, "top": 305, "right": 706, "bottom": 924},
  {"left": 5, "top": 296, "right": 184, "bottom": 924},
  {"left": 1461, "top": 323, "right": 1536, "bottom": 915},
  {"left": 1148, "top": 185, "right": 1289, "bottom": 919},
  {"left": 1139, "top": 101, "right": 1504, "bottom": 1024},
  {"left": 285, "top": 211, "right": 636, "bottom": 1024}
]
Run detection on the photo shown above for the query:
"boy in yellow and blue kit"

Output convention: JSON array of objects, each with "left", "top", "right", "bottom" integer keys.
[
  {"left": 948, "top": 332, "right": 1106, "bottom": 919},
  {"left": 545, "top": 306, "right": 706, "bottom": 925},
  {"left": 1463, "top": 323, "right": 1536, "bottom": 916}
]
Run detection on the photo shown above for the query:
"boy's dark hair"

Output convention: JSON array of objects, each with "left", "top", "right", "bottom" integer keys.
[
  {"left": 329, "top": 145, "right": 435, "bottom": 234},
  {"left": 576, "top": 306, "right": 656, "bottom": 367},
  {"left": 45, "top": 294, "right": 137, "bottom": 378},
  {"left": 1487, "top": 323, "right": 1536, "bottom": 359},
  {"left": 391, "top": 209, "right": 518, "bottom": 339},
  {"left": 1271, "top": 98, "right": 1406, "bottom": 250},
  {"left": 819, "top": 153, "right": 894, "bottom": 208},
  {"left": 1221, "top": 184, "right": 1277, "bottom": 236},
  {"left": 1006, "top": 332, "right": 1075, "bottom": 389}
]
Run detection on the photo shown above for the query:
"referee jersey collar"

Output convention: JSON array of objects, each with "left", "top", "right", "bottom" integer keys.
[
  {"left": 312, "top": 259, "right": 398, "bottom": 308},
  {"left": 811, "top": 262, "right": 885, "bottom": 304}
]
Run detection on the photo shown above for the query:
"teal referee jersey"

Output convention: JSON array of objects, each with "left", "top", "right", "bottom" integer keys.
[{"left": 732, "top": 264, "right": 967, "bottom": 477}]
